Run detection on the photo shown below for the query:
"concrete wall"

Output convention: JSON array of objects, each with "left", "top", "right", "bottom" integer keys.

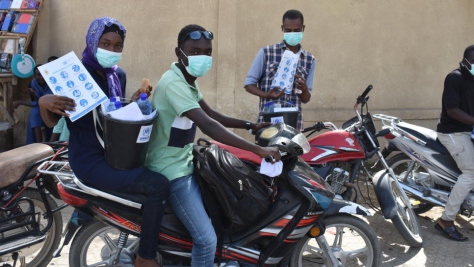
[{"left": 10, "top": 0, "right": 474, "bottom": 146}]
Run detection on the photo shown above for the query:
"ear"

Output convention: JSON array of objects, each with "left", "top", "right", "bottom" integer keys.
[
  {"left": 175, "top": 47, "right": 181, "bottom": 58},
  {"left": 302, "top": 25, "right": 305, "bottom": 32},
  {"left": 281, "top": 25, "right": 284, "bottom": 32}
]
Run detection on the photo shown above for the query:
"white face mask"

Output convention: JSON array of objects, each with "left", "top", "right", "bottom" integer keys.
[
  {"left": 464, "top": 58, "right": 474, "bottom": 76},
  {"left": 180, "top": 48, "right": 213, "bottom": 77},
  {"left": 96, "top": 48, "right": 122, "bottom": 68}
]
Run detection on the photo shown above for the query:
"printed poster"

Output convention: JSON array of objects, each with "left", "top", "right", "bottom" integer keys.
[
  {"left": 38, "top": 51, "right": 107, "bottom": 122},
  {"left": 270, "top": 50, "right": 300, "bottom": 94}
]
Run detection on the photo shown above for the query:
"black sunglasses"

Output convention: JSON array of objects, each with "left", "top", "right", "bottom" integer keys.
[{"left": 184, "top": 30, "right": 214, "bottom": 41}]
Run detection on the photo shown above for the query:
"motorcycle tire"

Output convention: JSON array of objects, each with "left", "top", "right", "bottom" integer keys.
[
  {"left": 69, "top": 220, "right": 139, "bottom": 267},
  {"left": 289, "top": 214, "right": 381, "bottom": 267},
  {"left": 388, "top": 175, "right": 424, "bottom": 247},
  {"left": 387, "top": 153, "right": 434, "bottom": 214},
  {"left": 2, "top": 188, "right": 63, "bottom": 267}
]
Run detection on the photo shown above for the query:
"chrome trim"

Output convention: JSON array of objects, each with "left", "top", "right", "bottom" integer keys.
[{"left": 37, "top": 161, "right": 142, "bottom": 209}]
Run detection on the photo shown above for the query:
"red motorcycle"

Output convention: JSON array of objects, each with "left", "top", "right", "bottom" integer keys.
[
  {"left": 37, "top": 124, "right": 381, "bottom": 267},
  {"left": 223, "top": 85, "right": 422, "bottom": 248},
  {"left": 300, "top": 85, "right": 423, "bottom": 247}
]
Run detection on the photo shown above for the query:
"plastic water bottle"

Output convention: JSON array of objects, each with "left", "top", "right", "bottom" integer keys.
[
  {"left": 106, "top": 97, "right": 116, "bottom": 112},
  {"left": 267, "top": 101, "right": 274, "bottom": 113},
  {"left": 114, "top": 100, "right": 122, "bottom": 110},
  {"left": 263, "top": 102, "right": 269, "bottom": 113},
  {"left": 136, "top": 93, "right": 153, "bottom": 115},
  {"left": 471, "top": 126, "right": 474, "bottom": 139}
]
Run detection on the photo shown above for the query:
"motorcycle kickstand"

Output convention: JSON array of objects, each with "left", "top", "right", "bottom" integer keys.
[{"left": 316, "top": 235, "right": 341, "bottom": 267}]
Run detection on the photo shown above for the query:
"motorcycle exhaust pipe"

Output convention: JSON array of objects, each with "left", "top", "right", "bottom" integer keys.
[{"left": 399, "top": 183, "right": 446, "bottom": 207}]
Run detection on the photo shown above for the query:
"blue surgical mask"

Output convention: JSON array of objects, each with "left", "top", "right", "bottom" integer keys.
[
  {"left": 96, "top": 48, "right": 122, "bottom": 68},
  {"left": 284, "top": 32, "right": 303, "bottom": 46},
  {"left": 180, "top": 49, "right": 212, "bottom": 77}
]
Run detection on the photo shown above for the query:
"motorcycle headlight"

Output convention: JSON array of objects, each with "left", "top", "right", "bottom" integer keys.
[{"left": 291, "top": 132, "right": 311, "bottom": 154}]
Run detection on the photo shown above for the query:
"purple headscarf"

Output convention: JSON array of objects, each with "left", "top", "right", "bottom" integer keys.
[{"left": 82, "top": 17, "right": 126, "bottom": 98}]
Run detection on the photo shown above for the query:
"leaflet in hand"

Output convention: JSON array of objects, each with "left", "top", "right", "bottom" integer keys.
[
  {"left": 270, "top": 50, "right": 300, "bottom": 94},
  {"left": 38, "top": 51, "right": 107, "bottom": 122}
]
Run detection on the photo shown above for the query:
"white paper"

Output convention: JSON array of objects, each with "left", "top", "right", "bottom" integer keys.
[
  {"left": 274, "top": 107, "right": 298, "bottom": 112},
  {"left": 38, "top": 51, "right": 107, "bottom": 122},
  {"left": 259, "top": 158, "right": 283, "bottom": 177},
  {"left": 271, "top": 50, "right": 300, "bottom": 94},
  {"left": 101, "top": 100, "right": 157, "bottom": 122}
]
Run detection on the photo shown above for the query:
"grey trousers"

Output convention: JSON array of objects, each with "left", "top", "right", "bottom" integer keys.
[{"left": 437, "top": 132, "right": 474, "bottom": 221}]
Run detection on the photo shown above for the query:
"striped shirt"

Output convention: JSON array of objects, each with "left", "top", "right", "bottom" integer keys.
[{"left": 244, "top": 41, "right": 315, "bottom": 130}]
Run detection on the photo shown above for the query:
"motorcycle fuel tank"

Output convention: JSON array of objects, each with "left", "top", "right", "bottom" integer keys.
[{"left": 300, "top": 130, "right": 365, "bottom": 164}]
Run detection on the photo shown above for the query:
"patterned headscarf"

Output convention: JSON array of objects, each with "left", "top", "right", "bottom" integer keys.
[{"left": 81, "top": 17, "right": 126, "bottom": 98}]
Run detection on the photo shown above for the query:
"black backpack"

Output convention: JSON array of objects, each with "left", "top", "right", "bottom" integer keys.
[{"left": 193, "top": 141, "right": 274, "bottom": 230}]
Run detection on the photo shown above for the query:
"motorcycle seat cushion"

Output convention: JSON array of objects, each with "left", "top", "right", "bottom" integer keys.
[
  {"left": 397, "top": 122, "right": 450, "bottom": 155},
  {"left": 210, "top": 140, "right": 262, "bottom": 165},
  {"left": 0, "top": 143, "right": 54, "bottom": 188}
]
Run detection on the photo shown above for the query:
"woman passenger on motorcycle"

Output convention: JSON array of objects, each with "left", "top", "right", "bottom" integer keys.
[
  {"left": 38, "top": 17, "right": 169, "bottom": 267},
  {"left": 145, "top": 24, "right": 282, "bottom": 267}
]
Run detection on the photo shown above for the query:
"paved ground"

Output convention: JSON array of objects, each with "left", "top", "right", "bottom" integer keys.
[{"left": 46, "top": 200, "right": 474, "bottom": 267}]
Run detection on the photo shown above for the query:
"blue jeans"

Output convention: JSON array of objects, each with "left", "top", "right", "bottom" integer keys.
[{"left": 169, "top": 175, "right": 217, "bottom": 267}]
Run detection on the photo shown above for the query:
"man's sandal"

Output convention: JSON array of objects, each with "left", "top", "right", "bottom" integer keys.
[{"left": 434, "top": 223, "right": 468, "bottom": 242}]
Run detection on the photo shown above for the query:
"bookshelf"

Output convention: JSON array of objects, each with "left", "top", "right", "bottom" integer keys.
[{"left": 0, "top": 0, "right": 43, "bottom": 140}]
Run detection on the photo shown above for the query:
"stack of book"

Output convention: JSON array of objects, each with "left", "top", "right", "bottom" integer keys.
[{"left": 11, "top": 13, "right": 33, "bottom": 34}]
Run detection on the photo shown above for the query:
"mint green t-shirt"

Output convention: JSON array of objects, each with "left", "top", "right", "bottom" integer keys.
[{"left": 146, "top": 63, "right": 203, "bottom": 181}]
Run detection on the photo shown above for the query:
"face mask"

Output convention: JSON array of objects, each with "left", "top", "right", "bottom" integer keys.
[
  {"left": 180, "top": 49, "right": 212, "bottom": 77},
  {"left": 464, "top": 58, "right": 474, "bottom": 76},
  {"left": 284, "top": 32, "right": 303, "bottom": 46},
  {"left": 96, "top": 48, "right": 122, "bottom": 68}
]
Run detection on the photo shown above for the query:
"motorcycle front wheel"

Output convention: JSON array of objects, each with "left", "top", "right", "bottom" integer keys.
[
  {"left": 387, "top": 153, "right": 434, "bottom": 214},
  {"left": 289, "top": 214, "right": 381, "bottom": 267},
  {"left": 69, "top": 221, "right": 140, "bottom": 267},
  {"left": 388, "top": 175, "right": 423, "bottom": 247}
]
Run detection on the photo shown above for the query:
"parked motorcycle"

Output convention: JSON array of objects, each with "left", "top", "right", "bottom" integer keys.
[
  {"left": 38, "top": 122, "right": 381, "bottom": 267},
  {"left": 0, "top": 143, "right": 68, "bottom": 267},
  {"left": 296, "top": 85, "right": 423, "bottom": 247},
  {"left": 374, "top": 113, "right": 474, "bottom": 216}
]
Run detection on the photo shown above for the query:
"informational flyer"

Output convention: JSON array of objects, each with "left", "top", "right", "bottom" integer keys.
[
  {"left": 38, "top": 51, "right": 107, "bottom": 122},
  {"left": 270, "top": 50, "right": 300, "bottom": 94}
]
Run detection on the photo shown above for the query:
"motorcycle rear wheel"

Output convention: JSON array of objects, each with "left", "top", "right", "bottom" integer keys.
[
  {"left": 387, "top": 153, "right": 434, "bottom": 214},
  {"left": 388, "top": 176, "right": 423, "bottom": 247},
  {"left": 69, "top": 221, "right": 140, "bottom": 267},
  {"left": 289, "top": 214, "right": 381, "bottom": 267},
  {"left": 1, "top": 188, "right": 63, "bottom": 267}
]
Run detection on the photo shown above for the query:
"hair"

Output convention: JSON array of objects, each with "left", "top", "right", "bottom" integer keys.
[
  {"left": 102, "top": 24, "right": 125, "bottom": 40},
  {"left": 282, "top": 9, "right": 304, "bottom": 24},
  {"left": 47, "top": 56, "right": 58, "bottom": 62},
  {"left": 463, "top": 45, "right": 474, "bottom": 59},
  {"left": 177, "top": 24, "right": 207, "bottom": 48}
]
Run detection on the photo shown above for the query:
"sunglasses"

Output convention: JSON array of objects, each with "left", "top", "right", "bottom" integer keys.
[{"left": 184, "top": 30, "right": 214, "bottom": 41}]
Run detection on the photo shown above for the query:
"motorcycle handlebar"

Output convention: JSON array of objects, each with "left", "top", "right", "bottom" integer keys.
[
  {"left": 265, "top": 155, "right": 276, "bottom": 163},
  {"left": 374, "top": 128, "right": 391, "bottom": 138},
  {"left": 360, "top": 84, "right": 373, "bottom": 99}
]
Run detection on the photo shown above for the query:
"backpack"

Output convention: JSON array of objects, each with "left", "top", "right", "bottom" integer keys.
[{"left": 193, "top": 141, "right": 274, "bottom": 230}]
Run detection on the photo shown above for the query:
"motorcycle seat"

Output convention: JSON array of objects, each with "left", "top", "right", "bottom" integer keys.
[
  {"left": 397, "top": 122, "right": 450, "bottom": 155},
  {"left": 210, "top": 140, "right": 262, "bottom": 165},
  {"left": 0, "top": 143, "right": 54, "bottom": 188}
]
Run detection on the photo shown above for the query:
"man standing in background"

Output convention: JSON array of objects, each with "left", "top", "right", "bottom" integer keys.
[{"left": 244, "top": 9, "right": 316, "bottom": 131}]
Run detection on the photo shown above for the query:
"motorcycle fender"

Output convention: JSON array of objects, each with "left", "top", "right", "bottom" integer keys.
[
  {"left": 372, "top": 170, "right": 397, "bottom": 219},
  {"left": 323, "top": 198, "right": 371, "bottom": 217}
]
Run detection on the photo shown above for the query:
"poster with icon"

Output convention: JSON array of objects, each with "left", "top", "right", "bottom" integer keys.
[
  {"left": 270, "top": 50, "right": 300, "bottom": 94},
  {"left": 38, "top": 51, "right": 107, "bottom": 122}
]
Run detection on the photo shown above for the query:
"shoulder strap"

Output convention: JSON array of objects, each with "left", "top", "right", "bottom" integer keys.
[{"left": 92, "top": 109, "right": 104, "bottom": 148}]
